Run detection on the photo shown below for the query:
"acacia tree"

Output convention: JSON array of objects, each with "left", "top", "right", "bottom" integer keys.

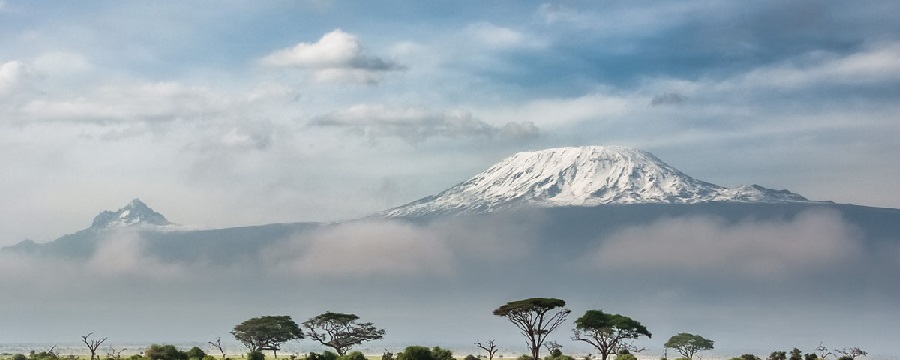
[
  {"left": 475, "top": 340, "right": 499, "bottom": 360},
  {"left": 493, "top": 298, "right": 571, "bottom": 360},
  {"left": 208, "top": 337, "right": 227, "bottom": 360},
  {"left": 572, "top": 310, "right": 652, "bottom": 360},
  {"left": 834, "top": 347, "right": 867, "bottom": 360},
  {"left": 302, "top": 311, "right": 386, "bottom": 356},
  {"left": 232, "top": 315, "right": 304, "bottom": 358},
  {"left": 82, "top": 333, "right": 107, "bottom": 360},
  {"left": 664, "top": 333, "right": 713, "bottom": 360}
]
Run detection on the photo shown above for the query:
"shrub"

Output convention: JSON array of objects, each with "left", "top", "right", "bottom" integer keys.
[
  {"left": 338, "top": 352, "right": 366, "bottom": 360},
  {"left": 247, "top": 352, "right": 265, "bottom": 360},
  {"left": 187, "top": 348, "right": 207, "bottom": 360},
  {"left": 203, "top": 356, "right": 217, "bottom": 360},
  {"left": 14, "top": 354, "right": 27, "bottom": 360},
  {"left": 517, "top": 355, "right": 535, "bottom": 360},
  {"left": 615, "top": 355, "right": 635, "bottom": 360},
  {"left": 466, "top": 355, "right": 479, "bottom": 360},
  {"left": 741, "top": 355, "right": 761, "bottom": 360},
  {"left": 398, "top": 347, "right": 433, "bottom": 360},
  {"left": 146, "top": 345, "right": 188, "bottom": 360},
  {"left": 545, "top": 350, "right": 574, "bottom": 360}
]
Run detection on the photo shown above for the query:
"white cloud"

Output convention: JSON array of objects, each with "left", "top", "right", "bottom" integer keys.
[
  {"left": 465, "top": 22, "right": 527, "bottom": 48},
  {"left": 0, "top": 60, "right": 36, "bottom": 95},
  {"left": 586, "top": 210, "right": 862, "bottom": 278},
  {"left": 17, "top": 81, "right": 232, "bottom": 123},
  {"left": 478, "top": 91, "right": 634, "bottom": 129},
  {"left": 261, "top": 29, "right": 402, "bottom": 84},
  {"left": 33, "top": 51, "right": 93, "bottom": 76},
  {"left": 726, "top": 42, "right": 900, "bottom": 89},
  {"left": 220, "top": 127, "right": 273, "bottom": 150},
  {"left": 311, "top": 103, "right": 539, "bottom": 143}
]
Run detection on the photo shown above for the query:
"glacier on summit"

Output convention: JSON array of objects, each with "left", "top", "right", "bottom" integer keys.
[{"left": 383, "top": 146, "right": 810, "bottom": 217}]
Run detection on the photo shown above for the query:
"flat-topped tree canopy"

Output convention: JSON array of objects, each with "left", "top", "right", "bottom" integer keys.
[
  {"left": 303, "top": 311, "right": 386, "bottom": 356},
  {"left": 573, "top": 309, "right": 652, "bottom": 360},
  {"left": 493, "top": 298, "right": 571, "bottom": 360},
  {"left": 232, "top": 315, "right": 303, "bottom": 358}
]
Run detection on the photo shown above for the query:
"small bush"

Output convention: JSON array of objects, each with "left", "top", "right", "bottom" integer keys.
[
  {"left": 14, "top": 354, "right": 27, "bottom": 360},
  {"left": 398, "top": 347, "right": 433, "bottom": 360},
  {"left": 247, "top": 352, "right": 265, "bottom": 360},
  {"left": 517, "top": 355, "right": 534, "bottom": 360},
  {"left": 615, "top": 355, "right": 635, "bottom": 360},
  {"left": 338, "top": 352, "right": 366, "bottom": 360},
  {"left": 187, "top": 348, "right": 207, "bottom": 360}
]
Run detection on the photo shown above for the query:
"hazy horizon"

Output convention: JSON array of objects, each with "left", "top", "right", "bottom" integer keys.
[{"left": 2, "top": 1, "right": 899, "bottom": 357}]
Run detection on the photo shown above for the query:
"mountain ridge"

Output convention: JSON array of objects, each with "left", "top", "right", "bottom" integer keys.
[
  {"left": 383, "top": 145, "right": 811, "bottom": 217},
  {"left": 89, "top": 198, "right": 174, "bottom": 230}
]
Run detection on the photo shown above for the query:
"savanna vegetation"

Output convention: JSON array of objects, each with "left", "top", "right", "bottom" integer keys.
[{"left": 1, "top": 299, "right": 869, "bottom": 360}]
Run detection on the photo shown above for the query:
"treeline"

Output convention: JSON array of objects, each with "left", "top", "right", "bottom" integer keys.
[{"left": 3, "top": 298, "right": 870, "bottom": 360}]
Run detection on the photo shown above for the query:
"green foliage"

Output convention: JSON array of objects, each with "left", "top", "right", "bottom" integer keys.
[
  {"left": 382, "top": 352, "right": 395, "bottom": 360},
  {"left": 187, "top": 348, "right": 207, "bottom": 360},
  {"left": 247, "top": 352, "right": 265, "bottom": 360},
  {"left": 494, "top": 298, "right": 571, "bottom": 360},
  {"left": 615, "top": 355, "right": 635, "bottom": 360},
  {"left": 466, "top": 355, "right": 479, "bottom": 360},
  {"left": 573, "top": 309, "right": 651, "bottom": 360},
  {"left": 769, "top": 351, "right": 787, "bottom": 360},
  {"left": 804, "top": 354, "right": 818, "bottom": 360},
  {"left": 517, "top": 356, "right": 535, "bottom": 360},
  {"left": 303, "top": 312, "right": 386, "bottom": 356},
  {"left": 145, "top": 345, "right": 189, "bottom": 360},
  {"left": 308, "top": 352, "right": 339, "bottom": 360},
  {"left": 129, "top": 355, "right": 143, "bottom": 360},
  {"left": 13, "top": 354, "right": 27, "bottom": 360},
  {"left": 27, "top": 351, "right": 59, "bottom": 360},
  {"left": 338, "top": 352, "right": 366, "bottom": 360},
  {"left": 664, "top": 333, "right": 714, "bottom": 360},
  {"left": 544, "top": 349, "right": 574, "bottom": 360},
  {"left": 232, "top": 315, "right": 303, "bottom": 356},
  {"left": 203, "top": 356, "right": 217, "bottom": 360},
  {"left": 740, "top": 355, "right": 761, "bottom": 360},
  {"left": 431, "top": 347, "right": 453, "bottom": 360},
  {"left": 395, "top": 347, "right": 453, "bottom": 360},
  {"left": 789, "top": 349, "right": 802, "bottom": 360},
  {"left": 398, "top": 347, "right": 434, "bottom": 360}
]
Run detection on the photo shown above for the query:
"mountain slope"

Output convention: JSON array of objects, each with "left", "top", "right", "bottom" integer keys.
[
  {"left": 2, "top": 198, "right": 318, "bottom": 260},
  {"left": 384, "top": 146, "right": 810, "bottom": 217},
  {"left": 90, "top": 198, "right": 174, "bottom": 230}
]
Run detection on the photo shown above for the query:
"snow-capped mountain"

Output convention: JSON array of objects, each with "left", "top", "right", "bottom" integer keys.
[
  {"left": 89, "top": 198, "right": 174, "bottom": 230},
  {"left": 384, "top": 146, "right": 810, "bottom": 217}
]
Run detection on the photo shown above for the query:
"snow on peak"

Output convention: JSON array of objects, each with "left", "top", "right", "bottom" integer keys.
[
  {"left": 89, "top": 198, "right": 174, "bottom": 230},
  {"left": 383, "top": 145, "right": 810, "bottom": 217}
]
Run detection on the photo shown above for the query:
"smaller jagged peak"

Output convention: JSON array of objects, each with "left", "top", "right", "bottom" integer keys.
[{"left": 90, "top": 198, "right": 173, "bottom": 231}]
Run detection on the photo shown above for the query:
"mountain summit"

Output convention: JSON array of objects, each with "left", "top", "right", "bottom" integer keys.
[
  {"left": 90, "top": 198, "right": 173, "bottom": 230},
  {"left": 383, "top": 146, "right": 809, "bottom": 217}
]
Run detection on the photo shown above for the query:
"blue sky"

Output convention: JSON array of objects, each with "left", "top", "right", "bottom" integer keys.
[{"left": 2, "top": 0, "right": 900, "bottom": 244}]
